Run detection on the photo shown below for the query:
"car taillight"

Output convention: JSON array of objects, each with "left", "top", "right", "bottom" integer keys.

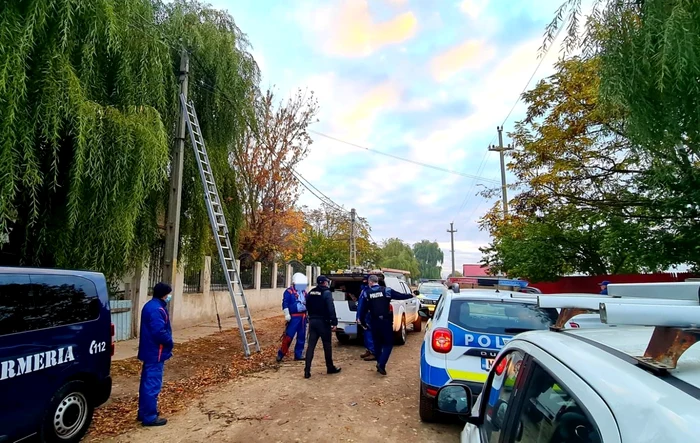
[
  {"left": 431, "top": 327, "right": 452, "bottom": 353},
  {"left": 495, "top": 358, "right": 507, "bottom": 376},
  {"left": 110, "top": 323, "right": 115, "bottom": 357},
  {"left": 568, "top": 322, "right": 580, "bottom": 328}
]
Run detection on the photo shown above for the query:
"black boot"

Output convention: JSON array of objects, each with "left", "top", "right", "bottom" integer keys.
[{"left": 327, "top": 366, "right": 342, "bottom": 374}]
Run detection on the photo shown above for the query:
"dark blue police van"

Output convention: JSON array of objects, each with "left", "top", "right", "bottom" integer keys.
[{"left": 0, "top": 267, "right": 113, "bottom": 442}]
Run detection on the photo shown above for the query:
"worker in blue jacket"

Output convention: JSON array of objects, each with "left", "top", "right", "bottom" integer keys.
[
  {"left": 137, "top": 282, "right": 174, "bottom": 427},
  {"left": 356, "top": 275, "right": 376, "bottom": 361},
  {"left": 277, "top": 272, "right": 308, "bottom": 362},
  {"left": 359, "top": 274, "right": 413, "bottom": 375}
]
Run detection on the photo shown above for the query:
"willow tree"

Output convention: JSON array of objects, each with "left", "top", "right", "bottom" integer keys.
[
  {"left": 545, "top": 0, "right": 700, "bottom": 268},
  {"left": 0, "top": 0, "right": 259, "bottom": 282}
]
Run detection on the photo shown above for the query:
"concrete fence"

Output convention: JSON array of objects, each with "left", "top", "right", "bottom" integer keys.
[{"left": 118, "top": 257, "right": 321, "bottom": 339}]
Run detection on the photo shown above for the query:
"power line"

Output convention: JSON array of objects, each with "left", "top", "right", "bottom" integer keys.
[
  {"left": 310, "top": 130, "right": 501, "bottom": 184},
  {"left": 456, "top": 20, "right": 567, "bottom": 225}
]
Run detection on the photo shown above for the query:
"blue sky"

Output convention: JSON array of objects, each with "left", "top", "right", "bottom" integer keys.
[{"left": 208, "top": 0, "right": 583, "bottom": 275}]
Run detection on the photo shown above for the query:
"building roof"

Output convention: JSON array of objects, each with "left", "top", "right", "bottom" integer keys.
[{"left": 462, "top": 263, "right": 489, "bottom": 277}]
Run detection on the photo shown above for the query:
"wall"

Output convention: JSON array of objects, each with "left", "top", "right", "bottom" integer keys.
[{"left": 530, "top": 272, "right": 698, "bottom": 294}]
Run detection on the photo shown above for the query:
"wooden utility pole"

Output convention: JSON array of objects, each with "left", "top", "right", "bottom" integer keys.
[
  {"left": 488, "top": 126, "right": 514, "bottom": 217},
  {"left": 447, "top": 222, "right": 457, "bottom": 278},
  {"left": 163, "top": 49, "right": 189, "bottom": 314}
]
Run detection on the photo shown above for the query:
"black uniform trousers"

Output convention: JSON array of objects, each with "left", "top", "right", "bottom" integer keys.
[
  {"left": 305, "top": 318, "right": 334, "bottom": 372},
  {"left": 370, "top": 316, "right": 394, "bottom": 370}
]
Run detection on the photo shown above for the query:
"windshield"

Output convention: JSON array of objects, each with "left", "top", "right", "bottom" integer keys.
[
  {"left": 419, "top": 285, "right": 445, "bottom": 296},
  {"left": 448, "top": 300, "right": 558, "bottom": 334}
]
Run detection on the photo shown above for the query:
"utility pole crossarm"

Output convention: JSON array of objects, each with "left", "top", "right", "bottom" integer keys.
[{"left": 488, "top": 126, "right": 514, "bottom": 218}]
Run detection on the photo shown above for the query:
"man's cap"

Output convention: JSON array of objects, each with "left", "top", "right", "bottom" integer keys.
[
  {"left": 368, "top": 274, "right": 379, "bottom": 283},
  {"left": 153, "top": 282, "right": 172, "bottom": 299},
  {"left": 317, "top": 275, "right": 331, "bottom": 284},
  {"left": 599, "top": 280, "right": 610, "bottom": 286}
]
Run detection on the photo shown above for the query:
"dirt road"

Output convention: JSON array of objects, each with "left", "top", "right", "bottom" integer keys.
[{"left": 95, "top": 322, "right": 462, "bottom": 443}]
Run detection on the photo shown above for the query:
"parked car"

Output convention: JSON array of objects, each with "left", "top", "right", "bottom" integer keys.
[
  {"left": 419, "top": 288, "right": 558, "bottom": 422},
  {"left": 329, "top": 271, "right": 421, "bottom": 345},
  {"left": 415, "top": 282, "right": 448, "bottom": 318},
  {"left": 433, "top": 325, "right": 700, "bottom": 443},
  {"left": 0, "top": 267, "right": 114, "bottom": 443}
]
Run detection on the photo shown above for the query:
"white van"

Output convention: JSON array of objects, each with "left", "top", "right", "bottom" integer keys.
[{"left": 328, "top": 272, "right": 421, "bottom": 346}]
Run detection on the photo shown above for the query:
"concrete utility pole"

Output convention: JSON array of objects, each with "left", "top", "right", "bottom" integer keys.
[
  {"left": 163, "top": 49, "right": 189, "bottom": 314},
  {"left": 349, "top": 208, "right": 357, "bottom": 268},
  {"left": 447, "top": 223, "right": 457, "bottom": 277},
  {"left": 488, "top": 126, "right": 514, "bottom": 218}
]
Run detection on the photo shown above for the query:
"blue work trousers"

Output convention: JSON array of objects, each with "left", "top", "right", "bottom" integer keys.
[
  {"left": 278, "top": 314, "right": 307, "bottom": 360},
  {"left": 362, "top": 313, "right": 375, "bottom": 354},
  {"left": 138, "top": 361, "right": 165, "bottom": 424},
  {"left": 370, "top": 317, "right": 395, "bottom": 370}
]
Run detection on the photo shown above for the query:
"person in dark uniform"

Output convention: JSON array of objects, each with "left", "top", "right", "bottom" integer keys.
[
  {"left": 359, "top": 274, "right": 413, "bottom": 375},
  {"left": 304, "top": 275, "right": 342, "bottom": 379}
]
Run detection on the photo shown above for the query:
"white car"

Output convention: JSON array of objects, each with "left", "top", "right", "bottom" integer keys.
[
  {"left": 419, "top": 288, "right": 559, "bottom": 422},
  {"left": 434, "top": 284, "right": 700, "bottom": 443},
  {"left": 329, "top": 272, "right": 421, "bottom": 345}
]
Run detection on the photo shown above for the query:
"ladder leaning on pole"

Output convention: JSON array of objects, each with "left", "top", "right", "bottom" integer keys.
[{"left": 180, "top": 93, "right": 261, "bottom": 357}]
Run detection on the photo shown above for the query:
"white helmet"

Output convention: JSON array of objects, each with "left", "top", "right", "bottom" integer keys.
[{"left": 292, "top": 272, "right": 308, "bottom": 285}]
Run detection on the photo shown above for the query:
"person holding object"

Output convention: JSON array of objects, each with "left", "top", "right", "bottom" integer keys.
[
  {"left": 304, "top": 275, "right": 342, "bottom": 379},
  {"left": 359, "top": 274, "right": 413, "bottom": 375},
  {"left": 137, "top": 282, "right": 174, "bottom": 426},
  {"left": 277, "top": 272, "right": 308, "bottom": 362},
  {"left": 356, "top": 275, "right": 376, "bottom": 361}
]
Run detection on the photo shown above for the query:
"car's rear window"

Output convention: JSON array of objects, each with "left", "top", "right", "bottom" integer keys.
[{"left": 448, "top": 300, "right": 558, "bottom": 334}]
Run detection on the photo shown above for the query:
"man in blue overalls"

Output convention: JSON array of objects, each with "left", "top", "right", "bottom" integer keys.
[
  {"left": 277, "top": 272, "right": 308, "bottom": 362},
  {"left": 359, "top": 274, "right": 413, "bottom": 375},
  {"left": 137, "top": 282, "right": 174, "bottom": 426},
  {"left": 356, "top": 275, "right": 376, "bottom": 361}
]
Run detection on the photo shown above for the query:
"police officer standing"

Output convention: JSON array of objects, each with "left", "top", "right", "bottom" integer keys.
[
  {"left": 304, "top": 275, "right": 342, "bottom": 379},
  {"left": 356, "top": 275, "right": 376, "bottom": 361},
  {"left": 359, "top": 274, "right": 413, "bottom": 375}
]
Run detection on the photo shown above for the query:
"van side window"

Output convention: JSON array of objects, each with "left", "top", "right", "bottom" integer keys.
[
  {"left": 26, "top": 274, "right": 100, "bottom": 331},
  {"left": 0, "top": 274, "right": 33, "bottom": 336},
  {"left": 510, "top": 364, "right": 601, "bottom": 443},
  {"left": 482, "top": 350, "right": 526, "bottom": 443}
]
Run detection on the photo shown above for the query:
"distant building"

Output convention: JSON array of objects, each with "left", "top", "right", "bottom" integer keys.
[{"left": 462, "top": 263, "right": 490, "bottom": 277}]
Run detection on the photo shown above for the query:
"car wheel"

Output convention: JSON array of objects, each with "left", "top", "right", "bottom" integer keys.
[
  {"left": 40, "top": 380, "right": 94, "bottom": 443},
  {"left": 336, "top": 332, "right": 351, "bottom": 344},
  {"left": 419, "top": 386, "right": 437, "bottom": 422},
  {"left": 394, "top": 315, "right": 407, "bottom": 345},
  {"left": 412, "top": 316, "right": 422, "bottom": 332}
]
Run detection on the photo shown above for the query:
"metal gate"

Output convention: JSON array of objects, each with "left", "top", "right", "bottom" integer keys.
[{"left": 109, "top": 289, "right": 134, "bottom": 342}]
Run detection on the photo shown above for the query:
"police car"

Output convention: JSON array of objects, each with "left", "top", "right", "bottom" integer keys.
[
  {"left": 419, "top": 287, "right": 558, "bottom": 422},
  {"left": 0, "top": 267, "right": 113, "bottom": 443},
  {"left": 432, "top": 282, "right": 700, "bottom": 443}
]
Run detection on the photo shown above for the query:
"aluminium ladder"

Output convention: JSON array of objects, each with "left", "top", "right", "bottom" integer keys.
[{"left": 180, "top": 93, "right": 261, "bottom": 357}]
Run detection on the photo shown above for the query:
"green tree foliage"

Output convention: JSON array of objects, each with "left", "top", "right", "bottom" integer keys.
[
  {"left": 412, "top": 240, "right": 443, "bottom": 279},
  {"left": 300, "top": 204, "right": 379, "bottom": 272},
  {"left": 544, "top": 0, "right": 700, "bottom": 268},
  {"left": 479, "top": 57, "right": 671, "bottom": 281},
  {"left": 378, "top": 238, "right": 419, "bottom": 278},
  {"left": 0, "top": 0, "right": 259, "bottom": 281}
]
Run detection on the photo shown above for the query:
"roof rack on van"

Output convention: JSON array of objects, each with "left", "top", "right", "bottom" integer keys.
[{"left": 539, "top": 282, "right": 700, "bottom": 372}]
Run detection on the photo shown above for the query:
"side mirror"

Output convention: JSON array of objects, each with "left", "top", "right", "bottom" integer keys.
[
  {"left": 418, "top": 311, "right": 428, "bottom": 318},
  {"left": 452, "top": 283, "right": 461, "bottom": 293},
  {"left": 434, "top": 384, "right": 473, "bottom": 416},
  {"left": 413, "top": 290, "right": 420, "bottom": 296}
]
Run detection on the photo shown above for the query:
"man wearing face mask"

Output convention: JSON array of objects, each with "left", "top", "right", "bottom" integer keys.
[
  {"left": 304, "top": 275, "right": 341, "bottom": 378},
  {"left": 137, "top": 282, "right": 174, "bottom": 426},
  {"left": 276, "top": 272, "right": 309, "bottom": 362}
]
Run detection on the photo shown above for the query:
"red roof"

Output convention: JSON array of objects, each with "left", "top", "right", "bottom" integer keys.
[{"left": 462, "top": 263, "right": 489, "bottom": 277}]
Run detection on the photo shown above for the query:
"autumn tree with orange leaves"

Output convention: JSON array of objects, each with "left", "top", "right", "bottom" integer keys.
[{"left": 234, "top": 88, "right": 318, "bottom": 261}]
